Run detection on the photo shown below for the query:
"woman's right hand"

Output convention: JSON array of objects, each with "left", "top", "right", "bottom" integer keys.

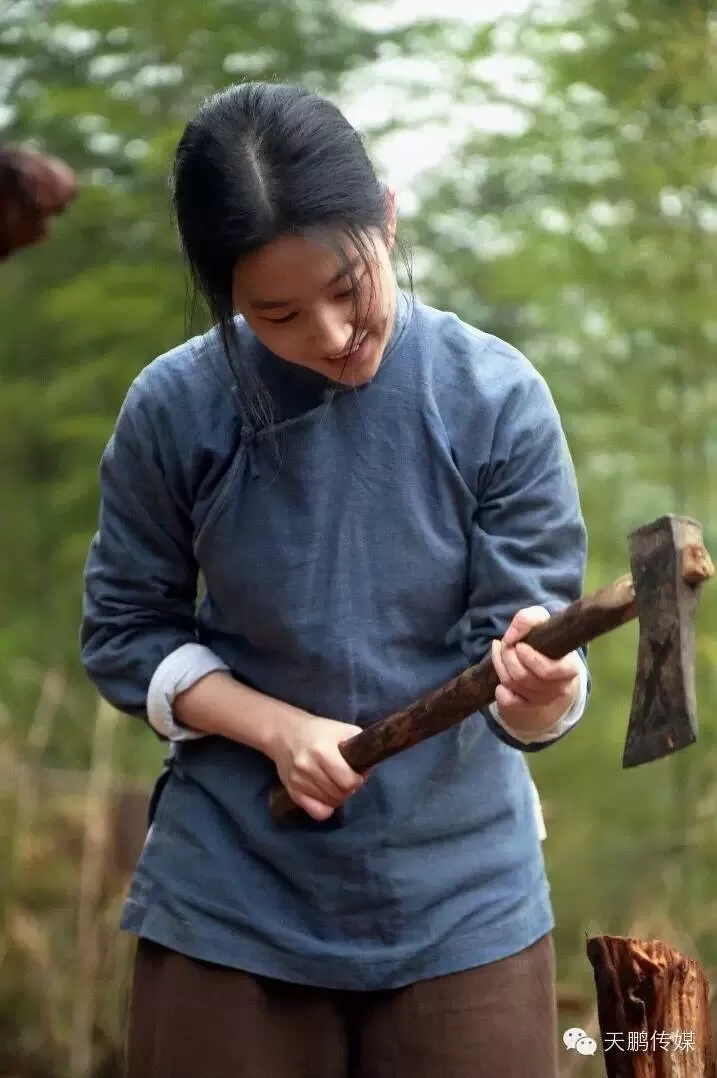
[
  {"left": 267, "top": 712, "right": 366, "bottom": 821},
  {"left": 172, "top": 672, "right": 367, "bottom": 821}
]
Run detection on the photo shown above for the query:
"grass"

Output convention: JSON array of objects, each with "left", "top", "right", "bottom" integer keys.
[{"left": 0, "top": 675, "right": 135, "bottom": 1078}]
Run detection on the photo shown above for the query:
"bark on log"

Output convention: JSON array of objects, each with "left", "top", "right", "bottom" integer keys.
[{"left": 586, "top": 935, "right": 715, "bottom": 1077}]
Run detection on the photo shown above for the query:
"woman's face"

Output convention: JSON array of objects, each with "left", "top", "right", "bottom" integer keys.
[{"left": 232, "top": 210, "right": 398, "bottom": 387}]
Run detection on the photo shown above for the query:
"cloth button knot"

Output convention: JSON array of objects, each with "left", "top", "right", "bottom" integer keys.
[{"left": 239, "top": 424, "right": 260, "bottom": 479}]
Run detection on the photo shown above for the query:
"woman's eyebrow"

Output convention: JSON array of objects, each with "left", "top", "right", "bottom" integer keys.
[{"left": 250, "top": 259, "right": 363, "bottom": 310}]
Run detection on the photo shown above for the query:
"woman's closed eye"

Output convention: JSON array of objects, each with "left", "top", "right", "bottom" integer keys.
[{"left": 262, "top": 287, "right": 357, "bottom": 326}]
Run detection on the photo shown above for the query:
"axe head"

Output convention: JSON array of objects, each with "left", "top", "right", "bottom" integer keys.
[{"left": 622, "top": 515, "right": 713, "bottom": 769}]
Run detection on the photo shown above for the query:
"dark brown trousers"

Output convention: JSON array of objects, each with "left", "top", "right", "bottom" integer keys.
[{"left": 125, "top": 933, "right": 558, "bottom": 1078}]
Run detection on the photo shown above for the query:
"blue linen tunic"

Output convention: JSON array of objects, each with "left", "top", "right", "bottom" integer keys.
[{"left": 80, "top": 291, "right": 588, "bottom": 990}]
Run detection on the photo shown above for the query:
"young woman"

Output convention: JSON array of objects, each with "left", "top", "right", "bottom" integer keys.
[{"left": 80, "top": 81, "right": 589, "bottom": 1078}]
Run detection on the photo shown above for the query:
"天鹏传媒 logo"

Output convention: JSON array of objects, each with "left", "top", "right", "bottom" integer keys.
[{"left": 562, "top": 1028, "right": 597, "bottom": 1056}]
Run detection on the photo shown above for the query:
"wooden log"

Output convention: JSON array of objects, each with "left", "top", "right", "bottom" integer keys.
[{"left": 586, "top": 934, "right": 715, "bottom": 1077}]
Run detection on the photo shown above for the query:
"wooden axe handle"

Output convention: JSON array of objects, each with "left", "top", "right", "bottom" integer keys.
[{"left": 269, "top": 573, "right": 638, "bottom": 823}]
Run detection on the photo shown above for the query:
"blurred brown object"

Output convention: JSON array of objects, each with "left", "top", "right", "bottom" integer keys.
[{"left": 0, "top": 143, "right": 76, "bottom": 260}]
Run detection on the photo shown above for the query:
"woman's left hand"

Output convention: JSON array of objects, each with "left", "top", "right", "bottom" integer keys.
[{"left": 491, "top": 606, "right": 582, "bottom": 732}]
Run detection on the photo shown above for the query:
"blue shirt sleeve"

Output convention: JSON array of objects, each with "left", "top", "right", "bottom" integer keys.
[
  {"left": 79, "top": 377, "right": 201, "bottom": 721},
  {"left": 452, "top": 360, "right": 590, "bottom": 752}
]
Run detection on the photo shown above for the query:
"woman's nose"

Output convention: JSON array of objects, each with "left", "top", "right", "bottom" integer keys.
[{"left": 310, "top": 308, "right": 353, "bottom": 358}]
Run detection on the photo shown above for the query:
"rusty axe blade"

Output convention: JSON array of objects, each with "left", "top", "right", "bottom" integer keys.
[
  {"left": 622, "top": 515, "right": 713, "bottom": 768},
  {"left": 269, "top": 513, "right": 714, "bottom": 824}
]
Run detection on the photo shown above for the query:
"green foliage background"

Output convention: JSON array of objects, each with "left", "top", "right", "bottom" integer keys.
[{"left": 1, "top": 0, "right": 716, "bottom": 1074}]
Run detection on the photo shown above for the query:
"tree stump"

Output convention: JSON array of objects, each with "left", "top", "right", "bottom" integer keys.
[{"left": 586, "top": 935, "right": 715, "bottom": 1077}]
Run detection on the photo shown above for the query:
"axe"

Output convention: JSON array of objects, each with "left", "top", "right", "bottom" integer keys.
[{"left": 269, "top": 514, "right": 714, "bottom": 824}]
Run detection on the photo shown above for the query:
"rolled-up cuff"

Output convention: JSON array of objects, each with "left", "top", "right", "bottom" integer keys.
[
  {"left": 489, "top": 653, "right": 588, "bottom": 744},
  {"left": 146, "top": 642, "right": 230, "bottom": 740},
  {"left": 530, "top": 780, "right": 547, "bottom": 842}
]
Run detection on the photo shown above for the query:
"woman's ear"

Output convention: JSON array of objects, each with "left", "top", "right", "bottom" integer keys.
[{"left": 384, "top": 185, "right": 398, "bottom": 251}]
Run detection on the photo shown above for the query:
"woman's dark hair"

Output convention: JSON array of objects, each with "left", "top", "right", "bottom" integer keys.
[{"left": 171, "top": 81, "right": 409, "bottom": 424}]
